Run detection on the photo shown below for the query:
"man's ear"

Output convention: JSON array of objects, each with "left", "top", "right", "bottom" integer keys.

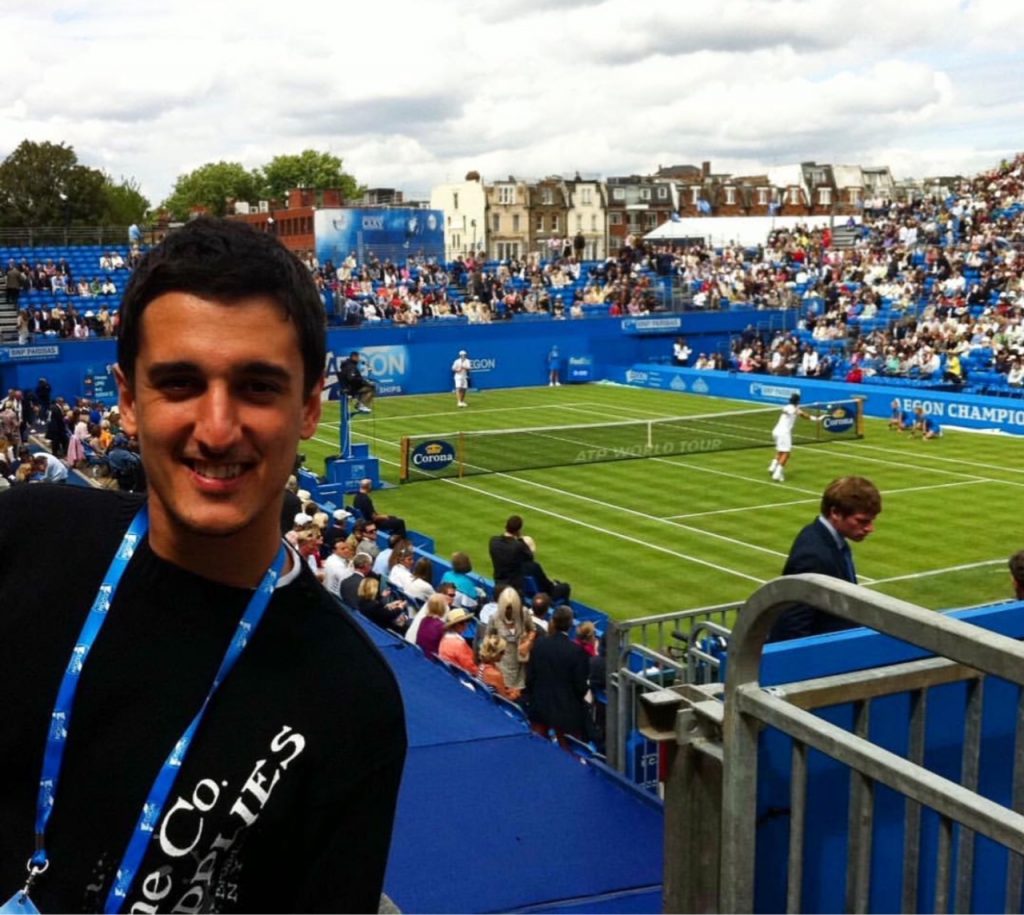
[
  {"left": 113, "top": 364, "right": 137, "bottom": 436},
  {"left": 300, "top": 376, "right": 324, "bottom": 440}
]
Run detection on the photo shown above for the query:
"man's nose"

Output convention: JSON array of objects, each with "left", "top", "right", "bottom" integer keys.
[{"left": 194, "top": 385, "right": 241, "bottom": 452}]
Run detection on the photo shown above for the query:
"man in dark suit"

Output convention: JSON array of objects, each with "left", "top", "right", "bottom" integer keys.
[
  {"left": 526, "top": 605, "right": 590, "bottom": 749},
  {"left": 768, "top": 476, "right": 882, "bottom": 642},
  {"left": 489, "top": 514, "right": 533, "bottom": 597},
  {"left": 340, "top": 553, "right": 375, "bottom": 610}
]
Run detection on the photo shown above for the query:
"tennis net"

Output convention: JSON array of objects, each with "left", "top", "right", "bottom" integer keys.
[{"left": 398, "top": 398, "right": 863, "bottom": 482}]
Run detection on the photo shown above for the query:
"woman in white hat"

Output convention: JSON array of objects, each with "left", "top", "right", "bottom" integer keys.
[{"left": 438, "top": 607, "right": 478, "bottom": 675}]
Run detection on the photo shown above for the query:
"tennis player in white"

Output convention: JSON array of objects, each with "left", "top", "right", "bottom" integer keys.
[
  {"left": 452, "top": 349, "right": 471, "bottom": 407},
  {"left": 769, "top": 393, "right": 818, "bottom": 482}
]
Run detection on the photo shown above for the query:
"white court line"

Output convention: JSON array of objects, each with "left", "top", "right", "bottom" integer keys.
[
  {"left": 652, "top": 456, "right": 822, "bottom": 496},
  {"left": 664, "top": 479, "right": 991, "bottom": 520},
  {"left": 482, "top": 465, "right": 790, "bottom": 559},
  {"left": 314, "top": 433, "right": 770, "bottom": 582},
  {"left": 823, "top": 441, "right": 1024, "bottom": 490},
  {"left": 867, "top": 558, "right": 1007, "bottom": 587},
  {"left": 320, "top": 401, "right": 595, "bottom": 425},
  {"left": 433, "top": 476, "right": 768, "bottom": 585},
  {"left": 844, "top": 440, "right": 1024, "bottom": 477}
]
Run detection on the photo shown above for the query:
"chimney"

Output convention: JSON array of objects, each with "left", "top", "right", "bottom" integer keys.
[{"left": 702, "top": 161, "right": 711, "bottom": 179}]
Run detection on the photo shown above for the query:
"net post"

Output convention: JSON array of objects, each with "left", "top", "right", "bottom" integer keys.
[
  {"left": 399, "top": 437, "right": 409, "bottom": 483},
  {"left": 458, "top": 431, "right": 465, "bottom": 479},
  {"left": 855, "top": 396, "right": 865, "bottom": 437}
]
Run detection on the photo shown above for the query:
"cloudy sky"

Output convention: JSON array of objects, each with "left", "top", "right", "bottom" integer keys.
[{"left": 1, "top": 0, "right": 1021, "bottom": 209}]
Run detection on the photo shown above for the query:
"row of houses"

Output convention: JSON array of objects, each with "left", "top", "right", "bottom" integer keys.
[
  {"left": 430, "top": 161, "right": 957, "bottom": 262},
  {"left": 224, "top": 161, "right": 958, "bottom": 263}
]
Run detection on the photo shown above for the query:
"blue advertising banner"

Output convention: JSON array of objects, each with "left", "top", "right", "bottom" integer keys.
[
  {"left": 610, "top": 363, "right": 1024, "bottom": 436},
  {"left": 620, "top": 316, "right": 683, "bottom": 334},
  {"left": 314, "top": 208, "right": 444, "bottom": 266},
  {"left": 567, "top": 354, "right": 593, "bottom": 382},
  {"left": 0, "top": 344, "right": 60, "bottom": 363},
  {"left": 323, "top": 345, "right": 411, "bottom": 399}
]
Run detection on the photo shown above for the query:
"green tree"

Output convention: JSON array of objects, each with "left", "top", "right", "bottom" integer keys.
[
  {"left": 0, "top": 139, "right": 109, "bottom": 227},
  {"left": 161, "top": 161, "right": 260, "bottom": 220},
  {"left": 257, "top": 149, "right": 362, "bottom": 202},
  {"left": 101, "top": 175, "right": 151, "bottom": 225}
]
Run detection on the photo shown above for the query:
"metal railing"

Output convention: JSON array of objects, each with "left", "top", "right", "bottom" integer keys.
[
  {"left": 640, "top": 574, "right": 1024, "bottom": 913},
  {"left": 605, "top": 602, "right": 739, "bottom": 774},
  {"left": 0, "top": 225, "right": 138, "bottom": 248}
]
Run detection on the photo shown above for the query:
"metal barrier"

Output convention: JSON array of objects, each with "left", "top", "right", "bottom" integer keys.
[
  {"left": 640, "top": 574, "right": 1024, "bottom": 913},
  {"left": 605, "top": 602, "right": 738, "bottom": 775}
]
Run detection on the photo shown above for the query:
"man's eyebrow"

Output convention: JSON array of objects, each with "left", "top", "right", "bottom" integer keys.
[
  {"left": 146, "top": 361, "right": 199, "bottom": 381},
  {"left": 145, "top": 361, "right": 293, "bottom": 382}
]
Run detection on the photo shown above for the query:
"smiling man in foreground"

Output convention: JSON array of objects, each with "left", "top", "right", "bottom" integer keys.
[{"left": 0, "top": 218, "right": 406, "bottom": 913}]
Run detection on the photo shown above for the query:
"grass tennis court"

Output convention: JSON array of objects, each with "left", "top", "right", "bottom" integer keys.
[{"left": 303, "top": 383, "right": 1024, "bottom": 621}]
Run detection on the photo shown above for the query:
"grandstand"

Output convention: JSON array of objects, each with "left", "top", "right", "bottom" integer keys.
[{"left": 6, "top": 151, "right": 1024, "bottom": 912}]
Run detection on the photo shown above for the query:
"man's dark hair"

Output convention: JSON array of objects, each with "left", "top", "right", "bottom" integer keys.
[
  {"left": 117, "top": 217, "right": 326, "bottom": 397},
  {"left": 821, "top": 476, "right": 882, "bottom": 518},
  {"left": 506, "top": 515, "right": 523, "bottom": 535},
  {"left": 531, "top": 593, "right": 551, "bottom": 618},
  {"left": 551, "top": 604, "right": 574, "bottom": 634}
]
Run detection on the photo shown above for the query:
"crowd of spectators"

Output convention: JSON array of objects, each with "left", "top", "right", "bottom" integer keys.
[
  {"left": 10, "top": 154, "right": 1024, "bottom": 385},
  {"left": 682, "top": 153, "right": 1024, "bottom": 387},
  {"left": 299, "top": 499, "right": 605, "bottom": 752},
  {"left": 0, "top": 380, "right": 143, "bottom": 491}
]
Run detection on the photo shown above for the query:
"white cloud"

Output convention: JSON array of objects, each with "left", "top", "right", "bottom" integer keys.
[{"left": 0, "top": 0, "right": 1018, "bottom": 207}]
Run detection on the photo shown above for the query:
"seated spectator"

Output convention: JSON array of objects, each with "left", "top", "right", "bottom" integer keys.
[
  {"left": 101, "top": 278, "right": 117, "bottom": 295},
  {"left": 574, "top": 621, "right": 598, "bottom": 657},
  {"left": 110, "top": 251, "right": 126, "bottom": 269},
  {"left": 356, "top": 575, "right": 408, "bottom": 634},
  {"left": 388, "top": 545, "right": 416, "bottom": 593},
  {"left": 406, "top": 557, "right": 436, "bottom": 603},
  {"left": 438, "top": 608, "right": 478, "bottom": 675},
  {"left": 406, "top": 582, "right": 454, "bottom": 645},
  {"left": 485, "top": 587, "right": 536, "bottom": 691},
  {"left": 295, "top": 528, "right": 325, "bottom": 581},
  {"left": 521, "top": 535, "right": 571, "bottom": 603},
  {"left": 353, "top": 478, "right": 406, "bottom": 537},
  {"left": 322, "top": 507, "right": 351, "bottom": 554},
  {"left": 440, "top": 551, "right": 487, "bottom": 610},
  {"left": 346, "top": 519, "right": 380, "bottom": 559},
  {"left": 530, "top": 593, "right": 552, "bottom": 633},
  {"left": 478, "top": 634, "right": 522, "bottom": 700},
  {"left": 414, "top": 593, "right": 448, "bottom": 658},
  {"left": 1008, "top": 358, "right": 1024, "bottom": 386},
  {"left": 323, "top": 539, "right": 355, "bottom": 597},
  {"left": 339, "top": 552, "right": 375, "bottom": 609},
  {"left": 99, "top": 252, "right": 114, "bottom": 271},
  {"left": 373, "top": 533, "right": 407, "bottom": 577}
]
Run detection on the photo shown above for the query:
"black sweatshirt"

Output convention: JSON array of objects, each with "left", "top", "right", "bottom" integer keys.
[{"left": 0, "top": 485, "right": 406, "bottom": 913}]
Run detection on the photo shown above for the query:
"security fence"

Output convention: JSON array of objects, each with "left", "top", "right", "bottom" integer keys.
[{"left": 638, "top": 574, "right": 1024, "bottom": 913}]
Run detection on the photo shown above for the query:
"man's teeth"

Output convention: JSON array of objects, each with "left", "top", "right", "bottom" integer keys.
[{"left": 195, "top": 463, "right": 244, "bottom": 480}]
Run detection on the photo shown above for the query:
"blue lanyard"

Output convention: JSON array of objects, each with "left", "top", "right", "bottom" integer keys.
[{"left": 17, "top": 506, "right": 287, "bottom": 914}]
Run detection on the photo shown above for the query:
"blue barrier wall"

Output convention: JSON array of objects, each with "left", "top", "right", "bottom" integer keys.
[
  {"left": 1, "top": 315, "right": 748, "bottom": 402},
  {"left": 5, "top": 323, "right": 1023, "bottom": 439},
  {"left": 608, "top": 363, "right": 1024, "bottom": 435},
  {"left": 753, "top": 601, "right": 1024, "bottom": 912}
]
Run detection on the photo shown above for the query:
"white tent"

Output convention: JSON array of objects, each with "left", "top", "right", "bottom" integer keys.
[{"left": 645, "top": 214, "right": 861, "bottom": 248}]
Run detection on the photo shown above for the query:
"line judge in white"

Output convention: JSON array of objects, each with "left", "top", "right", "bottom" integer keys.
[{"left": 452, "top": 348, "right": 471, "bottom": 408}]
